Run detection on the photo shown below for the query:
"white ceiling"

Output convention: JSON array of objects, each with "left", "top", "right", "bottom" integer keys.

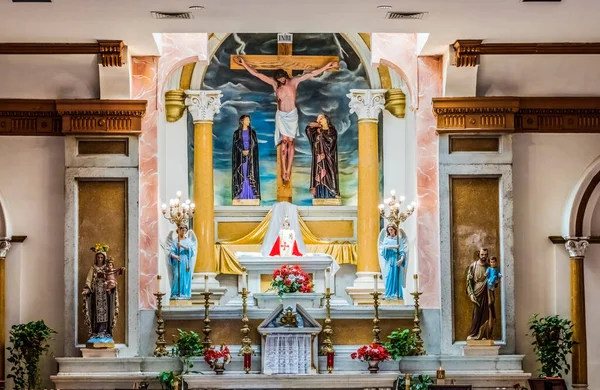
[{"left": 1, "top": 0, "right": 600, "bottom": 56}]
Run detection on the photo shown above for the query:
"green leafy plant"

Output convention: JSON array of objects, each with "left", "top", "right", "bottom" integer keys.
[
  {"left": 528, "top": 314, "right": 575, "bottom": 378},
  {"left": 398, "top": 374, "right": 433, "bottom": 390},
  {"left": 157, "top": 371, "right": 178, "bottom": 390},
  {"left": 6, "top": 320, "right": 56, "bottom": 390},
  {"left": 171, "top": 329, "right": 204, "bottom": 374},
  {"left": 384, "top": 329, "right": 417, "bottom": 360}
]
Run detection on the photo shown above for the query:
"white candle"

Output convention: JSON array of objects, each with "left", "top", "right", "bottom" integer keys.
[
  {"left": 374, "top": 274, "right": 378, "bottom": 293},
  {"left": 325, "top": 268, "right": 330, "bottom": 290},
  {"left": 204, "top": 274, "right": 209, "bottom": 293},
  {"left": 414, "top": 274, "right": 420, "bottom": 292},
  {"left": 241, "top": 270, "right": 248, "bottom": 290}
]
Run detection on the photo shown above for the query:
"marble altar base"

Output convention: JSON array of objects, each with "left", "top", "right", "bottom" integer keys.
[{"left": 253, "top": 292, "right": 323, "bottom": 309}]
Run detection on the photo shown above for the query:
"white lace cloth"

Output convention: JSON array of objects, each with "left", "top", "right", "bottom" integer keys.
[{"left": 263, "top": 334, "right": 312, "bottom": 374}]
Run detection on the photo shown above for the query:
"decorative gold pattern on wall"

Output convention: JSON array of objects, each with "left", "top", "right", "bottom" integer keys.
[
  {"left": 451, "top": 177, "right": 501, "bottom": 342},
  {"left": 0, "top": 99, "right": 146, "bottom": 136},
  {"left": 433, "top": 97, "right": 600, "bottom": 133},
  {"left": 217, "top": 220, "right": 355, "bottom": 241},
  {"left": 77, "top": 180, "right": 128, "bottom": 345},
  {"left": 453, "top": 40, "right": 600, "bottom": 67},
  {"left": 165, "top": 318, "right": 412, "bottom": 346},
  {"left": 0, "top": 40, "right": 125, "bottom": 67},
  {"left": 78, "top": 139, "right": 129, "bottom": 155},
  {"left": 449, "top": 136, "right": 500, "bottom": 153}
]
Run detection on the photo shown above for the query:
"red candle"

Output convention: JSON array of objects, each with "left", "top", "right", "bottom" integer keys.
[
  {"left": 243, "top": 353, "right": 252, "bottom": 374},
  {"left": 326, "top": 351, "right": 335, "bottom": 373}
]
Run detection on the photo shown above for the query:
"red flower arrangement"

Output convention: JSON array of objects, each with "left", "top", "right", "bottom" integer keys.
[
  {"left": 270, "top": 265, "right": 313, "bottom": 296},
  {"left": 350, "top": 343, "right": 391, "bottom": 362},
  {"left": 204, "top": 345, "right": 232, "bottom": 368}
]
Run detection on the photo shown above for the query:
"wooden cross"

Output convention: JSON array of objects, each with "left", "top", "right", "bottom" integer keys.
[{"left": 230, "top": 33, "right": 339, "bottom": 203}]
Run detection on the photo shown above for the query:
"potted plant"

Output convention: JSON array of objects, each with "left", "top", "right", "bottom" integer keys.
[
  {"left": 350, "top": 343, "right": 391, "bottom": 374},
  {"left": 384, "top": 328, "right": 417, "bottom": 361},
  {"left": 270, "top": 265, "right": 313, "bottom": 296},
  {"left": 527, "top": 314, "right": 574, "bottom": 388},
  {"left": 157, "top": 371, "right": 178, "bottom": 390},
  {"left": 398, "top": 374, "right": 433, "bottom": 390},
  {"left": 171, "top": 328, "right": 204, "bottom": 374},
  {"left": 6, "top": 320, "right": 56, "bottom": 390},
  {"left": 204, "top": 345, "right": 232, "bottom": 375}
]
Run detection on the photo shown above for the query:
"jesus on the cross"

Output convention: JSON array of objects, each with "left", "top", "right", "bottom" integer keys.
[{"left": 235, "top": 57, "right": 338, "bottom": 182}]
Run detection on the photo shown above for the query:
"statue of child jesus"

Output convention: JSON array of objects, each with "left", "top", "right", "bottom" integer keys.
[{"left": 104, "top": 257, "right": 125, "bottom": 292}]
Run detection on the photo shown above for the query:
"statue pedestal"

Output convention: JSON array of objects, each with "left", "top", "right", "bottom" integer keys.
[
  {"left": 462, "top": 342, "right": 500, "bottom": 356},
  {"left": 81, "top": 348, "right": 119, "bottom": 358},
  {"left": 232, "top": 199, "right": 260, "bottom": 206},
  {"left": 169, "top": 299, "right": 192, "bottom": 306}
]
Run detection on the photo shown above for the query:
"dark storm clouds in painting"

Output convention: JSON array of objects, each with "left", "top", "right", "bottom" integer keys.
[{"left": 194, "top": 33, "right": 369, "bottom": 206}]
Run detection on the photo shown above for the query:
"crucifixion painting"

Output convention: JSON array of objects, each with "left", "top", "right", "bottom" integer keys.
[{"left": 230, "top": 34, "right": 339, "bottom": 201}]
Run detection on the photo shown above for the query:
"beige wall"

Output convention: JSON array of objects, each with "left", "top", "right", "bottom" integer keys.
[{"left": 0, "top": 137, "right": 65, "bottom": 389}]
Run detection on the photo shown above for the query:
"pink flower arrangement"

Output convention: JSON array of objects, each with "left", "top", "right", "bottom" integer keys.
[
  {"left": 270, "top": 265, "right": 313, "bottom": 296},
  {"left": 350, "top": 343, "right": 391, "bottom": 362},
  {"left": 204, "top": 345, "right": 232, "bottom": 367}
]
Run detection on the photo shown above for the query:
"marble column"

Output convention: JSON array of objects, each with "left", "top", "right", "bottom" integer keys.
[
  {"left": 345, "top": 89, "right": 386, "bottom": 304},
  {"left": 0, "top": 238, "right": 11, "bottom": 387},
  {"left": 184, "top": 90, "right": 226, "bottom": 302},
  {"left": 565, "top": 237, "right": 590, "bottom": 390}
]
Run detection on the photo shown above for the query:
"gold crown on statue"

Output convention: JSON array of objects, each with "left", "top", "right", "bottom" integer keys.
[{"left": 90, "top": 243, "right": 109, "bottom": 255}]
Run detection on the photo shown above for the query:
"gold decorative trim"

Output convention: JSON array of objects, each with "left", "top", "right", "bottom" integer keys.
[
  {"left": 0, "top": 99, "right": 146, "bottom": 136},
  {"left": 0, "top": 40, "right": 125, "bottom": 67},
  {"left": 312, "top": 198, "right": 342, "bottom": 206},
  {"left": 453, "top": 40, "right": 600, "bottom": 67},
  {"left": 433, "top": 97, "right": 600, "bottom": 134}
]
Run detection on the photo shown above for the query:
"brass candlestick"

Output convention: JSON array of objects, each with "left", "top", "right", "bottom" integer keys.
[
  {"left": 201, "top": 292, "right": 212, "bottom": 350},
  {"left": 238, "top": 287, "right": 255, "bottom": 374},
  {"left": 372, "top": 289, "right": 382, "bottom": 344},
  {"left": 153, "top": 288, "right": 169, "bottom": 357},
  {"left": 320, "top": 287, "right": 335, "bottom": 373},
  {"left": 410, "top": 281, "right": 426, "bottom": 355}
]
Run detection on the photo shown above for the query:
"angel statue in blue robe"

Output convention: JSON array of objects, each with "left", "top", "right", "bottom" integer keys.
[
  {"left": 165, "top": 223, "right": 198, "bottom": 300},
  {"left": 378, "top": 224, "right": 408, "bottom": 300}
]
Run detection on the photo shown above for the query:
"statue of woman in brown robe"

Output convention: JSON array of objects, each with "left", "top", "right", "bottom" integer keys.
[
  {"left": 466, "top": 248, "right": 496, "bottom": 341},
  {"left": 305, "top": 114, "right": 340, "bottom": 200}
]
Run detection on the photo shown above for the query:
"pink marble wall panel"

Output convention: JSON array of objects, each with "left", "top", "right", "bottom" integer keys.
[
  {"left": 415, "top": 56, "right": 442, "bottom": 308},
  {"left": 156, "top": 33, "right": 208, "bottom": 108},
  {"left": 371, "top": 33, "right": 419, "bottom": 109},
  {"left": 131, "top": 56, "right": 159, "bottom": 309}
]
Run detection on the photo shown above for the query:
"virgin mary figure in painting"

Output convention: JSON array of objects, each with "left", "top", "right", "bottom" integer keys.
[
  {"left": 305, "top": 114, "right": 340, "bottom": 204},
  {"left": 232, "top": 114, "right": 261, "bottom": 205},
  {"left": 82, "top": 243, "right": 124, "bottom": 345},
  {"left": 165, "top": 223, "right": 198, "bottom": 300},
  {"left": 378, "top": 224, "right": 408, "bottom": 300}
]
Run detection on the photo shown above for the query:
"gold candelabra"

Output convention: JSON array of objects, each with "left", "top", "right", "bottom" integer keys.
[
  {"left": 372, "top": 273, "right": 382, "bottom": 344},
  {"left": 239, "top": 286, "right": 255, "bottom": 374},
  {"left": 410, "top": 274, "right": 426, "bottom": 355},
  {"left": 378, "top": 190, "right": 416, "bottom": 228},
  {"left": 161, "top": 191, "right": 195, "bottom": 227},
  {"left": 320, "top": 287, "right": 335, "bottom": 373},
  {"left": 201, "top": 292, "right": 212, "bottom": 350},
  {"left": 153, "top": 276, "right": 168, "bottom": 357}
]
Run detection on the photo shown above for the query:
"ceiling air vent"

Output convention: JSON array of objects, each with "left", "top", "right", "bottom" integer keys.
[
  {"left": 385, "top": 11, "right": 428, "bottom": 20},
  {"left": 151, "top": 11, "right": 194, "bottom": 20}
]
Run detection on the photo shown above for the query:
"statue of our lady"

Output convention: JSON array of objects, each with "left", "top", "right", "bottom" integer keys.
[
  {"left": 378, "top": 224, "right": 408, "bottom": 300},
  {"left": 82, "top": 243, "right": 125, "bottom": 345},
  {"left": 165, "top": 223, "right": 198, "bottom": 300},
  {"left": 232, "top": 114, "right": 261, "bottom": 205}
]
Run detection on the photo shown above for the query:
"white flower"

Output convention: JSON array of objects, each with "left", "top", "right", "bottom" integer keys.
[
  {"left": 288, "top": 275, "right": 296, "bottom": 282},
  {"left": 275, "top": 276, "right": 283, "bottom": 282}
]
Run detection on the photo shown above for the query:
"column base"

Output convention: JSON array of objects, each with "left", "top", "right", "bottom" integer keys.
[
  {"left": 572, "top": 384, "right": 588, "bottom": 390},
  {"left": 345, "top": 272, "right": 384, "bottom": 305},
  {"left": 191, "top": 272, "right": 227, "bottom": 305}
]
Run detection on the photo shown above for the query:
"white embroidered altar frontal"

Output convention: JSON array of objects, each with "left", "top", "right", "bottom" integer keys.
[{"left": 264, "top": 334, "right": 312, "bottom": 374}]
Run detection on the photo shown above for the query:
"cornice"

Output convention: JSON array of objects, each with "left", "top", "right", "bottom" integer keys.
[
  {"left": 433, "top": 97, "right": 600, "bottom": 133},
  {"left": 0, "top": 40, "right": 124, "bottom": 67},
  {"left": 0, "top": 99, "right": 147, "bottom": 136},
  {"left": 453, "top": 40, "right": 600, "bottom": 67}
]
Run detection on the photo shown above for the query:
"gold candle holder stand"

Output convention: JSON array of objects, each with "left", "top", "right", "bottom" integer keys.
[
  {"left": 410, "top": 289, "right": 426, "bottom": 355},
  {"left": 238, "top": 287, "right": 255, "bottom": 374},
  {"left": 371, "top": 290, "right": 382, "bottom": 344},
  {"left": 153, "top": 291, "right": 169, "bottom": 357},
  {"left": 320, "top": 287, "right": 335, "bottom": 373},
  {"left": 201, "top": 292, "right": 212, "bottom": 350}
]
